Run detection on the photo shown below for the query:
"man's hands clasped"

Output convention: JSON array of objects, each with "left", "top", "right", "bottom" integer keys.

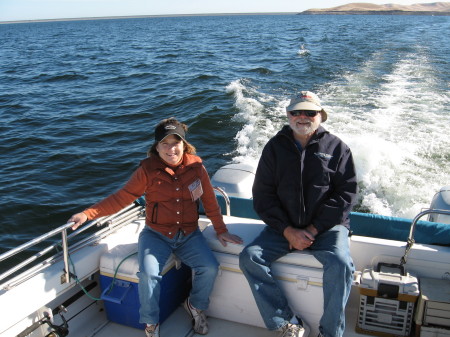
[{"left": 283, "top": 225, "right": 318, "bottom": 250}]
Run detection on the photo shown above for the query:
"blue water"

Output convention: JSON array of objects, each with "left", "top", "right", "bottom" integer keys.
[{"left": 1, "top": 15, "right": 449, "bottom": 253}]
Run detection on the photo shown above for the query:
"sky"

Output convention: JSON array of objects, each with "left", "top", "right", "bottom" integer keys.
[{"left": 0, "top": 0, "right": 443, "bottom": 22}]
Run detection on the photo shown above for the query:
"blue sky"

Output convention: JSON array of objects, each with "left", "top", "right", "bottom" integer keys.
[{"left": 0, "top": 0, "right": 441, "bottom": 22}]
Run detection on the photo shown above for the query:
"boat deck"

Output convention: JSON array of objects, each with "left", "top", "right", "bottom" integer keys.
[
  {"left": 89, "top": 288, "right": 366, "bottom": 337},
  {"left": 91, "top": 306, "right": 279, "bottom": 337}
]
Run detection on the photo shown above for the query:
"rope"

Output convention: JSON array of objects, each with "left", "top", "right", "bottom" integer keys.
[{"left": 56, "top": 244, "right": 137, "bottom": 301}]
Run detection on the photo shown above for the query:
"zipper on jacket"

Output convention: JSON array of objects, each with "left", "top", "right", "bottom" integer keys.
[
  {"left": 279, "top": 130, "right": 311, "bottom": 227},
  {"left": 299, "top": 148, "right": 306, "bottom": 226},
  {"left": 285, "top": 133, "right": 307, "bottom": 227}
]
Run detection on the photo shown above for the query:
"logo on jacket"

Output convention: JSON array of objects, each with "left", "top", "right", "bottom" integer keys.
[{"left": 315, "top": 152, "right": 333, "bottom": 160}]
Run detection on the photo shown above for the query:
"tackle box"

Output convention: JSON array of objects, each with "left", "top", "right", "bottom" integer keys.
[
  {"left": 203, "top": 217, "right": 324, "bottom": 337},
  {"left": 356, "top": 263, "right": 419, "bottom": 336},
  {"left": 420, "top": 326, "right": 450, "bottom": 337},
  {"left": 415, "top": 277, "right": 450, "bottom": 334},
  {"left": 99, "top": 243, "right": 191, "bottom": 329}
]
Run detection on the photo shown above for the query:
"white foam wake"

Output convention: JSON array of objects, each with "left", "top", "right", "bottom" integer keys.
[{"left": 225, "top": 45, "right": 449, "bottom": 218}]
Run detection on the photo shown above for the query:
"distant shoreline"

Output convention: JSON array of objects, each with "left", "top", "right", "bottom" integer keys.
[
  {"left": 2, "top": 8, "right": 449, "bottom": 24},
  {"left": 298, "top": 10, "right": 450, "bottom": 15},
  {"left": 1, "top": 13, "right": 296, "bottom": 25},
  {"left": 299, "top": 1, "right": 450, "bottom": 16}
]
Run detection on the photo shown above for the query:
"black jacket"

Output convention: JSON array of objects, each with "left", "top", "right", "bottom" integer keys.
[{"left": 252, "top": 125, "right": 357, "bottom": 235}]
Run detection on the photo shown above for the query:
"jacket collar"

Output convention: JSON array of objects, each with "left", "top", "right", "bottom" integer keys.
[{"left": 149, "top": 153, "right": 202, "bottom": 172}]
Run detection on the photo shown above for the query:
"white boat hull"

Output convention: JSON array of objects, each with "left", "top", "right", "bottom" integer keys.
[{"left": 2, "top": 211, "right": 450, "bottom": 337}]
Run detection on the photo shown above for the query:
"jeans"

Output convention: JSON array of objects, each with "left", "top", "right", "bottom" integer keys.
[
  {"left": 239, "top": 225, "right": 354, "bottom": 337},
  {"left": 137, "top": 226, "right": 219, "bottom": 325}
]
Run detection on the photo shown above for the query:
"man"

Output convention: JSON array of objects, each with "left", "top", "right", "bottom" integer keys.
[{"left": 239, "top": 91, "right": 357, "bottom": 337}]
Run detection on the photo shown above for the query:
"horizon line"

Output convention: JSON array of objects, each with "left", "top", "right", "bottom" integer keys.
[{"left": 0, "top": 12, "right": 299, "bottom": 24}]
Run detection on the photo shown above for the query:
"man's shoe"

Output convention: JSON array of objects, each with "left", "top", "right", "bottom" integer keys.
[
  {"left": 278, "top": 322, "right": 306, "bottom": 337},
  {"left": 145, "top": 324, "right": 160, "bottom": 337},
  {"left": 183, "top": 298, "right": 209, "bottom": 335}
]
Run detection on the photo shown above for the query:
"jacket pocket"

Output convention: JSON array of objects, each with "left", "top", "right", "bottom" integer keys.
[
  {"left": 149, "top": 203, "right": 158, "bottom": 223},
  {"left": 312, "top": 153, "right": 333, "bottom": 186}
]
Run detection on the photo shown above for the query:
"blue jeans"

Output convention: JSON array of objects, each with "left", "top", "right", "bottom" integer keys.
[
  {"left": 239, "top": 225, "right": 354, "bottom": 337},
  {"left": 137, "top": 226, "right": 219, "bottom": 325}
]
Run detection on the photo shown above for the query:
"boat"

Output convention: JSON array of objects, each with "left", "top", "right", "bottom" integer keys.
[{"left": 1, "top": 163, "right": 450, "bottom": 337}]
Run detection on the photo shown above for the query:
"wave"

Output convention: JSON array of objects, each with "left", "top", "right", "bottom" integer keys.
[
  {"left": 297, "top": 44, "right": 310, "bottom": 56},
  {"left": 34, "top": 73, "right": 89, "bottom": 82},
  {"left": 246, "top": 67, "right": 273, "bottom": 75},
  {"left": 194, "top": 74, "right": 221, "bottom": 81},
  {"left": 319, "top": 44, "right": 450, "bottom": 218},
  {"left": 225, "top": 79, "right": 286, "bottom": 164}
]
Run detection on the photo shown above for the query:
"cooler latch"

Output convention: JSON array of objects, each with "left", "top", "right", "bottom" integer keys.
[{"left": 296, "top": 276, "right": 309, "bottom": 290}]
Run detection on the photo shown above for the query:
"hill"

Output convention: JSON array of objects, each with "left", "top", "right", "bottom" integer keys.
[{"left": 300, "top": 2, "right": 450, "bottom": 15}]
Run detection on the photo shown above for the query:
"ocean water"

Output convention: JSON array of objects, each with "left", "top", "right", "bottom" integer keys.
[{"left": 1, "top": 14, "right": 449, "bottom": 253}]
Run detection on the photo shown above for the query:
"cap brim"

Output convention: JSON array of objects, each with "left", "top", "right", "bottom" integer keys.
[
  {"left": 286, "top": 101, "right": 322, "bottom": 112},
  {"left": 158, "top": 132, "right": 186, "bottom": 142}
]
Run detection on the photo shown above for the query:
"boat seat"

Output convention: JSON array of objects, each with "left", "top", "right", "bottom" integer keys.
[{"left": 203, "top": 216, "right": 323, "bottom": 269}]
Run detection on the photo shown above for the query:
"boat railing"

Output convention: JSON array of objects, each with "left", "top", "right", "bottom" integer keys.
[
  {"left": 213, "top": 186, "right": 231, "bottom": 216},
  {"left": 400, "top": 208, "right": 450, "bottom": 266},
  {"left": 0, "top": 201, "right": 145, "bottom": 290}
]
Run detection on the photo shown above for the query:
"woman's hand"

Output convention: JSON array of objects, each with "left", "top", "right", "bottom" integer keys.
[
  {"left": 68, "top": 212, "right": 88, "bottom": 230},
  {"left": 217, "top": 232, "right": 243, "bottom": 247}
]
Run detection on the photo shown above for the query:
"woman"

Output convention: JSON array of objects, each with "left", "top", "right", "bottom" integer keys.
[{"left": 69, "top": 117, "right": 242, "bottom": 337}]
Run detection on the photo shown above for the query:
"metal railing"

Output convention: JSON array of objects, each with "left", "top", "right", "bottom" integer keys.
[
  {"left": 0, "top": 202, "right": 144, "bottom": 290},
  {"left": 400, "top": 208, "right": 450, "bottom": 266},
  {"left": 213, "top": 186, "right": 230, "bottom": 216}
]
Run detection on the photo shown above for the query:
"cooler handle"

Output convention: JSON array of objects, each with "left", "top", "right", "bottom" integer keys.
[
  {"left": 376, "top": 262, "right": 406, "bottom": 276},
  {"left": 101, "top": 279, "right": 132, "bottom": 304}
]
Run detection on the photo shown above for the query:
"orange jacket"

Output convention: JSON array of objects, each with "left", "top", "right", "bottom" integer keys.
[{"left": 83, "top": 153, "right": 227, "bottom": 238}]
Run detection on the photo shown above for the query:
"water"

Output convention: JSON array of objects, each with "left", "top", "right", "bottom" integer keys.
[{"left": 1, "top": 15, "right": 449, "bottom": 253}]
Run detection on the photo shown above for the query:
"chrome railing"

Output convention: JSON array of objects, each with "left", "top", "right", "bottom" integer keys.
[
  {"left": 213, "top": 186, "right": 230, "bottom": 216},
  {"left": 0, "top": 202, "right": 144, "bottom": 290},
  {"left": 400, "top": 208, "right": 450, "bottom": 266}
]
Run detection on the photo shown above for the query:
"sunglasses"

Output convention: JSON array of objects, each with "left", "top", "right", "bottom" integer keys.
[{"left": 289, "top": 110, "right": 320, "bottom": 117}]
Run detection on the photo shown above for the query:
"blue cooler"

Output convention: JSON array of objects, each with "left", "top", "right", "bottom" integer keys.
[{"left": 99, "top": 243, "right": 191, "bottom": 329}]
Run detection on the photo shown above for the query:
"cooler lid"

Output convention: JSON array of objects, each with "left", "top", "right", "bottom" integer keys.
[
  {"left": 203, "top": 218, "right": 322, "bottom": 269},
  {"left": 100, "top": 243, "right": 179, "bottom": 280}
]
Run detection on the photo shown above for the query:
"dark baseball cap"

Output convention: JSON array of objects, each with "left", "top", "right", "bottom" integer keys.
[{"left": 154, "top": 118, "right": 186, "bottom": 142}]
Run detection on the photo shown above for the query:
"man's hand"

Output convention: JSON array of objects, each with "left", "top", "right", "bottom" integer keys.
[{"left": 283, "top": 226, "right": 316, "bottom": 250}]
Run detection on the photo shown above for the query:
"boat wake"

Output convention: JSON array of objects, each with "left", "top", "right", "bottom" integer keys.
[{"left": 225, "top": 43, "right": 449, "bottom": 218}]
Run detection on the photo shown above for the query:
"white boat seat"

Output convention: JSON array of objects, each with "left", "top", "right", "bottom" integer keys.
[{"left": 203, "top": 216, "right": 323, "bottom": 269}]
